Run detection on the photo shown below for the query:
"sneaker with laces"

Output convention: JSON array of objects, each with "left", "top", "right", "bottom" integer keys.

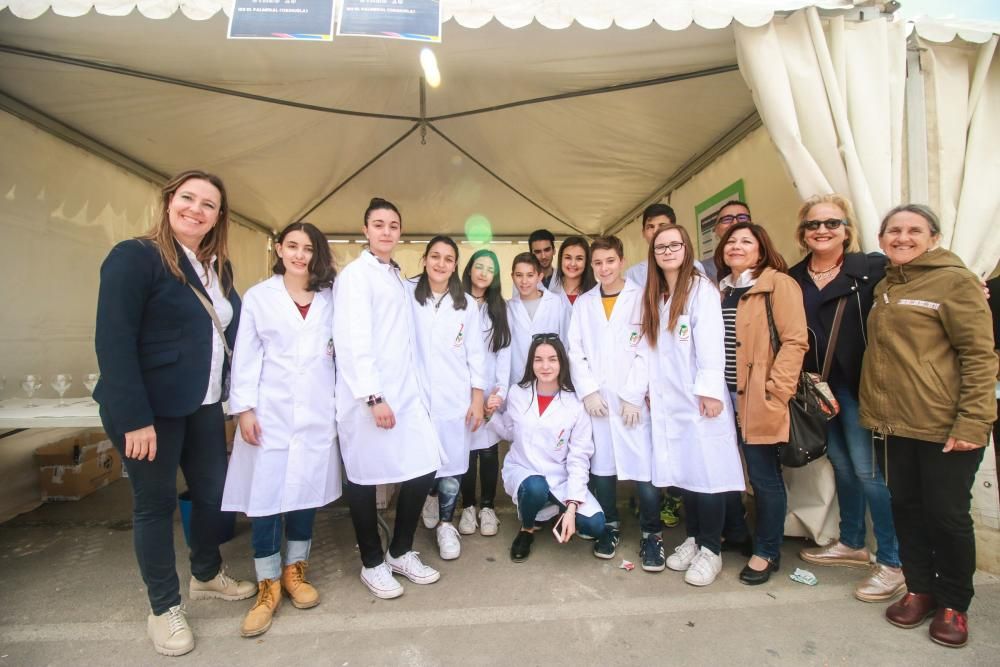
[
  {"left": 685, "top": 547, "right": 722, "bottom": 586},
  {"left": 855, "top": 563, "right": 906, "bottom": 603},
  {"left": 387, "top": 550, "right": 441, "bottom": 584},
  {"left": 593, "top": 526, "right": 620, "bottom": 559},
  {"left": 189, "top": 568, "right": 257, "bottom": 601},
  {"left": 666, "top": 537, "right": 699, "bottom": 571},
  {"left": 147, "top": 604, "right": 194, "bottom": 656},
  {"left": 240, "top": 579, "right": 281, "bottom": 637},
  {"left": 479, "top": 507, "right": 500, "bottom": 536},
  {"left": 458, "top": 506, "right": 478, "bottom": 535},
  {"left": 660, "top": 494, "right": 682, "bottom": 528},
  {"left": 640, "top": 534, "right": 666, "bottom": 572},
  {"left": 436, "top": 522, "right": 462, "bottom": 560},
  {"left": 799, "top": 541, "right": 871, "bottom": 568},
  {"left": 421, "top": 494, "right": 440, "bottom": 529},
  {"left": 360, "top": 562, "right": 403, "bottom": 599}
]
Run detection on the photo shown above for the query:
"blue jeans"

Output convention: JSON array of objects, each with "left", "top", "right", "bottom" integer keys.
[
  {"left": 517, "top": 475, "right": 606, "bottom": 538},
  {"left": 590, "top": 474, "right": 663, "bottom": 535},
  {"left": 251, "top": 508, "right": 317, "bottom": 581},
  {"left": 436, "top": 476, "right": 461, "bottom": 523},
  {"left": 826, "top": 385, "right": 900, "bottom": 567},
  {"left": 742, "top": 443, "right": 787, "bottom": 562}
]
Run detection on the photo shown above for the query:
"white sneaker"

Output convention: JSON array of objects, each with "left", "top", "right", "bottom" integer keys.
[
  {"left": 684, "top": 547, "right": 722, "bottom": 586},
  {"left": 147, "top": 604, "right": 194, "bottom": 657},
  {"left": 386, "top": 550, "right": 441, "bottom": 585},
  {"left": 666, "top": 537, "right": 699, "bottom": 572},
  {"left": 479, "top": 507, "right": 500, "bottom": 537},
  {"left": 458, "top": 506, "right": 478, "bottom": 535},
  {"left": 421, "top": 494, "right": 439, "bottom": 529},
  {"left": 436, "top": 522, "right": 462, "bottom": 560},
  {"left": 360, "top": 562, "right": 403, "bottom": 600}
]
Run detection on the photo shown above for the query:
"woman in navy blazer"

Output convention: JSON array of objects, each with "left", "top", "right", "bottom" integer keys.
[{"left": 95, "top": 169, "right": 255, "bottom": 657}]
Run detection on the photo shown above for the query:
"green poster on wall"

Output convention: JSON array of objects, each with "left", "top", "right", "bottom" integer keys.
[{"left": 694, "top": 180, "right": 745, "bottom": 262}]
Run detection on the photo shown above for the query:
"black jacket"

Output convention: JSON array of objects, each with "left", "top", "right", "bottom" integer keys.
[
  {"left": 94, "top": 239, "right": 241, "bottom": 435},
  {"left": 789, "top": 251, "right": 886, "bottom": 399}
]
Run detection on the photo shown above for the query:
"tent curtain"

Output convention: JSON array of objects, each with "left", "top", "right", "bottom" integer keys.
[
  {"left": 734, "top": 8, "right": 906, "bottom": 251},
  {"left": 920, "top": 36, "right": 1000, "bottom": 277}
]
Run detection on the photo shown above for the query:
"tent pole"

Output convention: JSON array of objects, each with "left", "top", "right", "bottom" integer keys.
[
  {"left": 904, "top": 38, "right": 930, "bottom": 206},
  {"left": 603, "top": 111, "right": 762, "bottom": 236},
  {"left": 0, "top": 90, "right": 273, "bottom": 237}
]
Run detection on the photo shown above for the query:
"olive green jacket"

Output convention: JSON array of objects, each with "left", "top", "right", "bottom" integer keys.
[{"left": 859, "top": 248, "right": 997, "bottom": 445}]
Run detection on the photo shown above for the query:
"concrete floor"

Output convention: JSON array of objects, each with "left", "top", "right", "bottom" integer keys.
[{"left": 1, "top": 479, "right": 998, "bottom": 666}]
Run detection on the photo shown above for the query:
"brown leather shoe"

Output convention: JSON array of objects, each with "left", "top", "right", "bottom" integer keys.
[
  {"left": 886, "top": 592, "right": 937, "bottom": 629},
  {"left": 929, "top": 608, "right": 968, "bottom": 648},
  {"left": 281, "top": 561, "right": 320, "bottom": 609},
  {"left": 240, "top": 579, "right": 281, "bottom": 638}
]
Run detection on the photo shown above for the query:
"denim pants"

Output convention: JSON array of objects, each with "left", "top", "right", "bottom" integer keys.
[
  {"left": 880, "top": 435, "right": 985, "bottom": 611},
  {"left": 742, "top": 442, "right": 787, "bottom": 562},
  {"left": 825, "top": 385, "right": 900, "bottom": 567},
  {"left": 250, "top": 508, "right": 317, "bottom": 581},
  {"left": 722, "top": 392, "right": 751, "bottom": 545},
  {"left": 517, "top": 475, "right": 606, "bottom": 538},
  {"left": 435, "top": 476, "right": 461, "bottom": 523},
  {"left": 589, "top": 474, "right": 663, "bottom": 535},
  {"left": 104, "top": 403, "right": 228, "bottom": 615}
]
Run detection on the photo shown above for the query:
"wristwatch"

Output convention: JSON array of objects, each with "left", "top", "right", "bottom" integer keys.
[{"left": 366, "top": 394, "right": 384, "bottom": 407}]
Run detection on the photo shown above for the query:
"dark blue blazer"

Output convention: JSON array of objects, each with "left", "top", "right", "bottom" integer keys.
[{"left": 94, "top": 239, "right": 241, "bottom": 435}]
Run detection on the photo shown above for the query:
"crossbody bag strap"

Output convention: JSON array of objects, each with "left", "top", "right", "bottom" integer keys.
[
  {"left": 820, "top": 296, "right": 848, "bottom": 382},
  {"left": 764, "top": 292, "right": 782, "bottom": 355},
  {"left": 189, "top": 284, "right": 233, "bottom": 361}
]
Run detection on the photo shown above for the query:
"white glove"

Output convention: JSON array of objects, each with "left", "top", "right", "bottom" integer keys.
[
  {"left": 583, "top": 392, "right": 609, "bottom": 417},
  {"left": 619, "top": 399, "right": 641, "bottom": 428}
]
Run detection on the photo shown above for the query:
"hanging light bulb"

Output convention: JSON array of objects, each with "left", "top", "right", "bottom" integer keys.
[{"left": 420, "top": 48, "right": 441, "bottom": 88}]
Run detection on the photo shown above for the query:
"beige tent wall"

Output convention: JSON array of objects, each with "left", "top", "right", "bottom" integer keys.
[
  {"left": 0, "top": 111, "right": 271, "bottom": 400},
  {"left": 619, "top": 125, "right": 806, "bottom": 272}
]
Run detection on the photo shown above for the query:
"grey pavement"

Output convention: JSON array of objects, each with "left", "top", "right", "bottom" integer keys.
[{"left": 1, "top": 479, "right": 998, "bottom": 666}]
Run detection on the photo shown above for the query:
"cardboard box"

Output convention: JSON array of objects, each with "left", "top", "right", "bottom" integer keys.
[{"left": 35, "top": 429, "right": 122, "bottom": 501}]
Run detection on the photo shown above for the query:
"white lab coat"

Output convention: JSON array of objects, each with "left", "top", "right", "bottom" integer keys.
[
  {"left": 622, "top": 276, "right": 745, "bottom": 493},
  {"left": 469, "top": 300, "right": 512, "bottom": 451},
  {"left": 490, "top": 383, "right": 602, "bottom": 517},
  {"left": 222, "top": 276, "right": 343, "bottom": 516},
  {"left": 567, "top": 279, "right": 653, "bottom": 481},
  {"left": 506, "top": 288, "right": 569, "bottom": 387},
  {"left": 411, "top": 289, "right": 487, "bottom": 477},
  {"left": 333, "top": 250, "right": 443, "bottom": 485}
]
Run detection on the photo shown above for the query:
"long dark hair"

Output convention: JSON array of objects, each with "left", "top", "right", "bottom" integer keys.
[
  {"left": 518, "top": 335, "right": 574, "bottom": 393},
  {"left": 364, "top": 197, "right": 401, "bottom": 227},
  {"left": 462, "top": 249, "right": 511, "bottom": 353},
  {"left": 414, "top": 235, "right": 467, "bottom": 309},
  {"left": 556, "top": 236, "right": 597, "bottom": 294},
  {"left": 272, "top": 222, "right": 336, "bottom": 291},
  {"left": 641, "top": 224, "right": 700, "bottom": 347},
  {"left": 714, "top": 221, "right": 788, "bottom": 281}
]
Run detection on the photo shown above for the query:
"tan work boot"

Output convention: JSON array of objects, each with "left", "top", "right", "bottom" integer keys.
[
  {"left": 799, "top": 541, "right": 871, "bottom": 569},
  {"left": 855, "top": 563, "right": 907, "bottom": 602},
  {"left": 240, "top": 579, "right": 281, "bottom": 638},
  {"left": 147, "top": 604, "right": 194, "bottom": 656},
  {"left": 190, "top": 568, "right": 258, "bottom": 601},
  {"left": 281, "top": 561, "right": 320, "bottom": 609}
]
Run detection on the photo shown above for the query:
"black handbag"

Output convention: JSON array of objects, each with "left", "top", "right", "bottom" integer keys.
[{"left": 764, "top": 294, "right": 846, "bottom": 468}]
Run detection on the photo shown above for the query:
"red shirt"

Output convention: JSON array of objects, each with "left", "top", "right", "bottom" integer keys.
[
  {"left": 295, "top": 302, "right": 311, "bottom": 318},
  {"left": 567, "top": 293, "right": 579, "bottom": 305},
  {"left": 538, "top": 394, "right": 555, "bottom": 415}
]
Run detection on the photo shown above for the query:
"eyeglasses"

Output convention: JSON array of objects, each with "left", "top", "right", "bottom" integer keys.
[
  {"left": 532, "top": 333, "right": 561, "bottom": 343},
  {"left": 717, "top": 213, "right": 751, "bottom": 225},
  {"left": 653, "top": 241, "right": 685, "bottom": 255},
  {"left": 800, "top": 219, "right": 847, "bottom": 231}
]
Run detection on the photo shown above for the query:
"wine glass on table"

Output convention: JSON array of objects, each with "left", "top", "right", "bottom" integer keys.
[
  {"left": 22, "top": 374, "right": 41, "bottom": 408},
  {"left": 51, "top": 373, "right": 72, "bottom": 407},
  {"left": 84, "top": 373, "right": 100, "bottom": 406}
]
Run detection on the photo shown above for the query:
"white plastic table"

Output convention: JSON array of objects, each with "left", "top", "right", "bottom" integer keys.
[{"left": 0, "top": 398, "right": 102, "bottom": 429}]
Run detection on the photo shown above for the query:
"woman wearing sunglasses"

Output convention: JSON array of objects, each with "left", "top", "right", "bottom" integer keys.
[
  {"left": 487, "top": 334, "right": 607, "bottom": 562},
  {"left": 787, "top": 194, "right": 903, "bottom": 603}
]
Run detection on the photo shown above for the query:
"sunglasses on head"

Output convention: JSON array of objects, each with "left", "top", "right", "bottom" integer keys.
[
  {"left": 717, "top": 213, "right": 751, "bottom": 225},
  {"left": 532, "top": 333, "right": 561, "bottom": 344},
  {"left": 801, "top": 218, "right": 847, "bottom": 231}
]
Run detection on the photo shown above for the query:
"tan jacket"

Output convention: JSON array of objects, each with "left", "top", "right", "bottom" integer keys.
[
  {"left": 859, "top": 248, "right": 997, "bottom": 445},
  {"left": 730, "top": 268, "right": 809, "bottom": 444}
]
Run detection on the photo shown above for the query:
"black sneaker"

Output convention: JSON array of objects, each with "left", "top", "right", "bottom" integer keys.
[
  {"left": 640, "top": 534, "right": 666, "bottom": 572},
  {"left": 510, "top": 531, "right": 534, "bottom": 563},
  {"left": 593, "top": 527, "right": 620, "bottom": 559}
]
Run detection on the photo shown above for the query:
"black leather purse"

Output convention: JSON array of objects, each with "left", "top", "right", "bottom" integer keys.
[{"left": 764, "top": 294, "right": 845, "bottom": 468}]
